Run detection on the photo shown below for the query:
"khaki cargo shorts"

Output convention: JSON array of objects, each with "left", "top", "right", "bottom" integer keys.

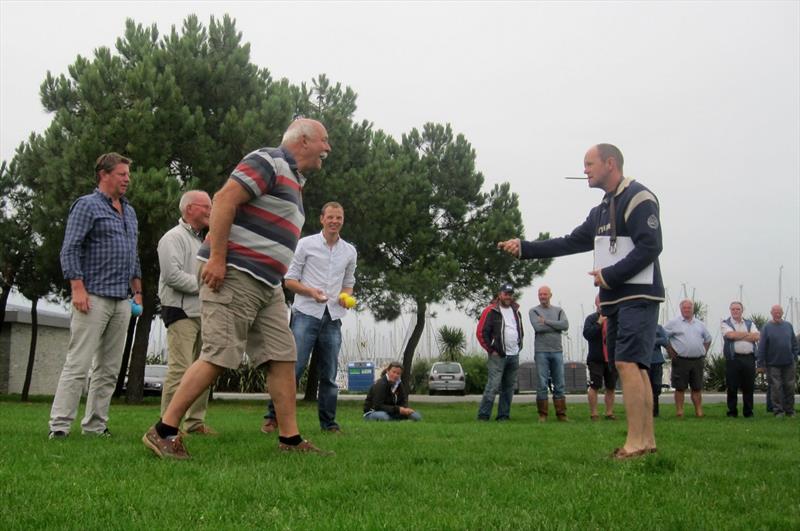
[{"left": 198, "top": 265, "right": 295, "bottom": 370}]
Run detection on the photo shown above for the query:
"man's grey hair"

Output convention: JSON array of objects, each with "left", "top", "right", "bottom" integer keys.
[
  {"left": 281, "top": 118, "right": 319, "bottom": 145},
  {"left": 179, "top": 190, "right": 204, "bottom": 214}
]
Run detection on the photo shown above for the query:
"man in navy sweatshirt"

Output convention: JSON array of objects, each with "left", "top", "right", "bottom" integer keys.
[
  {"left": 498, "top": 144, "right": 663, "bottom": 460},
  {"left": 757, "top": 305, "right": 798, "bottom": 417}
]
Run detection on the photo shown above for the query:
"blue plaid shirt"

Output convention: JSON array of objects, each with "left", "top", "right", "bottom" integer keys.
[{"left": 60, "top": 189, "right": 142, "bottom": 299}]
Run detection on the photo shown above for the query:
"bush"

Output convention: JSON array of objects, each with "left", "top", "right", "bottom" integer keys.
[
  {"left": 704, "top": 354, "right": 726, "bottom": 391},
  {"left": 214, "top": 364, "right": 266, "bottom": 393},
  {"left": 461, "top": 353, "right": 488, "bottom": 394},
  {"left": 410, "top": 358, "right": 433, "bottom": 395}
]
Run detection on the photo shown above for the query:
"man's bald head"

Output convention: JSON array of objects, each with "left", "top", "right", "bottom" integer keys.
[{"left": 595, "top": 143, "right": 624, "bottom": 173}]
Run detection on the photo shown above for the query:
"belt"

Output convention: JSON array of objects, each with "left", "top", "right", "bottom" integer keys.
[
  {"left": 734, "top": 353, "right": 754, "bottom": 357},
  {"left": 676, "top": 356, "right": 704, "bottom": 360}
]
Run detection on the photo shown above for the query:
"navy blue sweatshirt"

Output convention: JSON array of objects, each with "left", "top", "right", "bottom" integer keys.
[{"left": 521, "top": 178, "right": 664, "bottom": 309}]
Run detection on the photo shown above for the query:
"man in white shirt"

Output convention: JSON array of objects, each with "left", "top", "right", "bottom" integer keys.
[
  {"left": 664, "top": 299, "right": 712, "bottom": 417},
  {"left": 262, "top": 202, "right": 357, "bottom": 433},
  {"left": 721, "top": 301, "right": 760, "bottom": 418}
]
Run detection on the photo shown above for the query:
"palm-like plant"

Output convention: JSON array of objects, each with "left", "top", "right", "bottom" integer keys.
[
  {"left": 693, "top": 300, "right": 708, "bottom": 321},
  {"left": 748, "top": 313, "right": 768, "bottom": 329},
  {"left": 437, "top": 325, "right": 466, "bottom": 362}
]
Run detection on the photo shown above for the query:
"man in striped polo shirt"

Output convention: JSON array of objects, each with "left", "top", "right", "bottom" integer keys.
[{"left": 144, "top": 118, "right": 332, "bottom": 459}]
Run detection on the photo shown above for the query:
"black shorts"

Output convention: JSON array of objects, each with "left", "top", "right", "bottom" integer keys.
[
  {"left": 588, "top": 361, "right": 617, "bottom": 390},
  {"left": 671, "top": 357, "right": 704, "bottom": 391},
  {"left": 604, "top": 299, "right": 659, "bottom": 369}
]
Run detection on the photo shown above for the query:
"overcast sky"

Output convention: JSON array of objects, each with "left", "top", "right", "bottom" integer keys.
[{"left": 2, "top": 1, "right": 798, "bottom": 359}]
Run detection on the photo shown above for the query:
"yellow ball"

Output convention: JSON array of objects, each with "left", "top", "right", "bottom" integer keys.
[
  {"left": 345, "top": 296, "right": 356, "bottom": 309},
  {"left": 338, "top": 292, "right": 349, "bottom": 302}
]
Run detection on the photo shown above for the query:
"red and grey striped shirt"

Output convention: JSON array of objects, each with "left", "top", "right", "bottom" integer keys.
[{"left": 198, "top": 147, "right": 306, "bottom": 287}]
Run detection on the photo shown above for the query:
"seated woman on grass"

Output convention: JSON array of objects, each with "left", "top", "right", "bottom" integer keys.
[{"left": 363, "top": 361, "right": 422, "bottom": 421}]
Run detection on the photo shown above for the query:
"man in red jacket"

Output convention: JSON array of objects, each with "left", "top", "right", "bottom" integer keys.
[{"left": 476, "top": 283, "right": 524, "bottom": 421}]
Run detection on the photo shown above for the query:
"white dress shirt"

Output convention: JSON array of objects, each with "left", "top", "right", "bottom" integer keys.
[{"left": 286, "top": 232, "right": 357, "bottom": 321}]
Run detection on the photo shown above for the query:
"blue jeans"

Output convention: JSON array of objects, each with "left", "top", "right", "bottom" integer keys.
[
  {"left": 477, "top": 355, "right": 519, "bottom": 420},
  {"left": 534, "top": 351, "right": 565, "bottom": 400},
  {"left": 363, "top": 410, "right": 422, "bottom": 421},
  {"left": 265, "top": 309, "right": 342, "bottom": 429}
]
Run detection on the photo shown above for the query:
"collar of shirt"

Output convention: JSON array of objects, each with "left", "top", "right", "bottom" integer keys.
[
  {"left": 279, "top": 146, "right": 305, "bottom": 187},
  {"left": 93, "top": 187, "right": 129, "bottom": 207},
  {"left": 178, "top": 217, "right": 204, "bottom": 240},
  {"left": 319, "top": 230, "right": 341, "bottom": 247}
]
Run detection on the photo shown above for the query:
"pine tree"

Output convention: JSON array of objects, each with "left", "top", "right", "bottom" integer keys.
[{"left": 12, "top": 15, "right": 298, "bottom": 402}]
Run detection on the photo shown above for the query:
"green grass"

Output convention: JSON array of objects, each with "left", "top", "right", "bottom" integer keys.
[{"left": 1, "top": 396, "right": 798, "bottom": 530}]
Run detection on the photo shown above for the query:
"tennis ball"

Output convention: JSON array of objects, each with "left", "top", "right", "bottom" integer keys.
[
  {"left": 345, "top": 296, "right": 356, "bottom": 309},
  {"left": 130, "top": 300, "right": 143, "bottom": 317},
  {"left": 338, "top": 292, "right": 349, "bottom": 302}
]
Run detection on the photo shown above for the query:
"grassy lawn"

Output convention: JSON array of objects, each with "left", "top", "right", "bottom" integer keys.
[{"left": 1, "top": 395, "right": 798, "bottom": 530}]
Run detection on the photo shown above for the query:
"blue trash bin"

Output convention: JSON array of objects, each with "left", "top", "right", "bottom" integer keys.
[{"left": 348, "top": 361, "right": 375, "bottom": 392}]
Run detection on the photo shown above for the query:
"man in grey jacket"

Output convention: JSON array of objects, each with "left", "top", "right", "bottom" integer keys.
[
  {"left": 530, "top": 285, "right": 570, "bottom": 421},
  {"left": 157, "top": 190, "right": 215, "bottom": 435}
]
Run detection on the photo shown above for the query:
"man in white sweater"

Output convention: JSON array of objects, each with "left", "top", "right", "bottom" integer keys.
[{"left": 157, "top": 190, "right": 215, "bottom": 435}]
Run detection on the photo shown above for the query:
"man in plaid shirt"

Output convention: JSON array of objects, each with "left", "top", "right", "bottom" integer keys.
[{"left": 48, "top": 152, "right": 142, "bottom": 439}]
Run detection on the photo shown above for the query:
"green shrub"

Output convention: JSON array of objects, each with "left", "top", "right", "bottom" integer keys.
[
  {"left": 146, "top": 354, "right": 165, "bottom": 365},
  {"left": 410, "top": 358, "right": 433, "bottom": 394},
  {"left": 214, "top": 364, "right": 266, "bottom": 393},
  {"left": 461, "top": 353, "right": 488, "bottom": 394},
  {"left": 704, "top": 354, "right": 726, "bottom": 391}
]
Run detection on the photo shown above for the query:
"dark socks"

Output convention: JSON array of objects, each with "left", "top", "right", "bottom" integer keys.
[
  {"left": 279, "top": 434, "right": 303, "bottom": 446},
  {"left": 156, "top": 419, "right": 179, "bottom": 439}
]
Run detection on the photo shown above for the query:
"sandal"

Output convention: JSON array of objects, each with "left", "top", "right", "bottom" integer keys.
[
  {"left": 590, "top": 415, "right": 600, "bottom": 421},
  {"left": 611, "top": 447, "right": 650, "bottom": 460},
  {"left": 604, "top": 414, "right": 617, "bottom": 420}
]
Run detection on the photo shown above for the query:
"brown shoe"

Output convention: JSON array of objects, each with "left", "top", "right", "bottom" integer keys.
[
  {"left": 261, "top": 418, "right": 278, "bottom": 434},
  {"left": 142, "top": 425, "right": 190, "bottom": 460},
  {"left": 554, "top": 397, "right": 569, "bottom": 422},
  {"left": 536, "top": 399, "right": 549, "bottom": 423},
  {"left": 186, "top": 424, "right": 218, "bottom": 436},
  {"left": 278, "top": 439, "right": 334, "bottom": 456}
]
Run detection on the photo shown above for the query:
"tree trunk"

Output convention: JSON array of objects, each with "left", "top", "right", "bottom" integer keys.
[
  {"left": 114, "top": 315, "right": 138, "bottom": 397},
  {"left": 303, "top": 346, "right": 319, "bottom": 402},
  {"left": 125, "top": 290, "right": 155, "bottom": 404},
  {"left": 401, "top": 300, "right": 427, "bottom": 395},
  {"left": 21, "top": 297, "right": 38, "bottom": 401},
  {"left": 0, "top": 280, "right": 13, "bottom": 338}
]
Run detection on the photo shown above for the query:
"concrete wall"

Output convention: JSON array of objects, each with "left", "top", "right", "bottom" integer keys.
[{"left": 0, "top": 306, "right": 70, "bottom": 395}]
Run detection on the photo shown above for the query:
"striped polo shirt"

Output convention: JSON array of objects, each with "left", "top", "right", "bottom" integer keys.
[{"left": 198, "top": 147, "right": 306, "bottom": 287}]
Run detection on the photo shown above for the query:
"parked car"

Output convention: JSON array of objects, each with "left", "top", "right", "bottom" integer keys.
[
  {"left": 428, "top": 361, "right": 466, "bottom": 395},
  {"left": 123, "top": 364, "right": 168, "bottom": 396}
]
